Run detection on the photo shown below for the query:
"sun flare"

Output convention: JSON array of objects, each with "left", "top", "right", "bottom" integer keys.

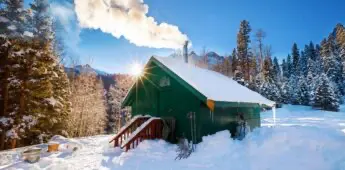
[{"left": 130, "top": 62, "right": 144, "bottom": 77}]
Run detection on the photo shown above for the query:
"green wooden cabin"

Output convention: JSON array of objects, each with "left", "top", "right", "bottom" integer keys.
[{"left": 122, "top": 56, "right": 275, "bottom": 143}]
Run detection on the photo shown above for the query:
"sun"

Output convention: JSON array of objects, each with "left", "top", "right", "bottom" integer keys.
[{"left": 130, "top": 62, "right": 144, "bottom": 77}]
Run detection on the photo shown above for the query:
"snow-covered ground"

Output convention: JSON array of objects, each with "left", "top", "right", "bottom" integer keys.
[
  {"left": 262, "top": 104, "right": 345, "bottom": 133},
  {"left": 1, "top": 105, "right": 345, "bottom": 170}
]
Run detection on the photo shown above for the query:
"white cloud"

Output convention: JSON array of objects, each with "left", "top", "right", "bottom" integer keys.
[{"left": 74, "top": 0, "right": 190, "bottom": 49}]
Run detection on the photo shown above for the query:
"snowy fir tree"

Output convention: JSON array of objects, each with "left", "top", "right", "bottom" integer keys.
[
  {"left": 286, "top": 54, "right": 292, "bottom": 78},
  {"left": 306, "top": 42, "right": 317, "bottom": 61},
  {"left": 236, "top": 20, "right": 252, "bottom": 84},
  {"left": 259, "top": 56, "right": 281, "bottom": 103},
  {"left": 336, "top": 25, "right": 345, "bottom": 87},
  {"left": 287, "top": 75, "right": 300, "bottom": 105},
  {"left": 231, "top": 48, "right": 238, "bottom": 75},
  {"left": 0, "top": 0, "right": 26, "bottom": 37},
  {"left": 0, "top": 38, "right": 37, "bottom": 149},
  {"left": 30, "top": 0, "right": 53, "bottom": 43},
  {"left": 321, "top": 36, "right": 344, "bottom": 97},
  {"left": 204, "top": 21, "right": 345, "bottom": 108},
  {"left": 260, "top": 81, "right": 281, "bottom": 103},
  {"left": 299, "top": 50, "right": 308, "bottom": 77},
  {"left": 313, "top": 74, "right": 339, "bottom": 111},
  {"left": 0, "top": 1, "right": 36, "bottom": 149},
  {"left": 0, "top": 1, "right": 72, "bottom": 149},
  {"left": 297, "top": 78, "right": 310, "bottom": 105},
  {"left": 291, "top": 43, "right": 300, "bottom": 76},
  {"left": 272, "top": 57, "right": 281, "bottom": 82},
  {"left": 281, "top": 59, "right": 288, "bottom": 79},
  {"left": 233, "top": 69, "right": 245, "bottom": 86},
  {"left": 306, "top": 58, "right": 318, "bottom": 103},
  {"left": 280, "top": 78, "right": 292, "bottom": 104}
]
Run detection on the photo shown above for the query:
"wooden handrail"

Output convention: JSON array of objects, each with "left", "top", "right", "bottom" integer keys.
[
  {"left": 121, "top": 118, "right": 163, "bottom": 151},
  {"left": 109, "top": 116, "right": 150, "bottom": 147}
]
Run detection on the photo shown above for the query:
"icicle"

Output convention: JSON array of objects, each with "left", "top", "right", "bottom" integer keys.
[{"left": 272, "top": 105, "right": 276, "bottom": 126}]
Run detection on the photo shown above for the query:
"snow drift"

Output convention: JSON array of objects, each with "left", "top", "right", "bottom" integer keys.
[
  {"left": 2, "top": 105, "right": 345, "bottom": 170},
  {"left": 74, "top": 0, "right": 189, "bottom": 49},
  {"left": 3, "top": 127, "right": 345, "bottom": 170},
  {"left": 107, "top": 127, "right": 345, "bottom": 170}
]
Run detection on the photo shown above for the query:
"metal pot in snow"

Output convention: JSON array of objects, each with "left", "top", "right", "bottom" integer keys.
[{"left": 22, "top": 148, "right": 42, "bottom": 163}]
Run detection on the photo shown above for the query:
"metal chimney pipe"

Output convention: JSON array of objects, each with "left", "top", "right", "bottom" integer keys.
[{"left": 183, "top": 41, "right": 189, "bottom": 63}]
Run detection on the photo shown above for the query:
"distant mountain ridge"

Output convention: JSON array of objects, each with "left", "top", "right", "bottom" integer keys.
[
  {"left": 64, "top": 65, "right": 115, "bottom": 90},
  {"left": 169, "top": 51, "right": 225, "bottom": 66},
  {"left": 64, "top": 64, "right": 111, "bottom": 76}
]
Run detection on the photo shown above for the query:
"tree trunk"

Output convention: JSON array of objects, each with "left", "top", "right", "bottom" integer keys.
[
  {"left": 0, "top": 44, "right": 10, "bottom": 150},
  {"left": 0, "top": 133, "right": 5, "bottom": 150},
  {"left": 10, "top": 138, "right": 16, "bottom": 149}
]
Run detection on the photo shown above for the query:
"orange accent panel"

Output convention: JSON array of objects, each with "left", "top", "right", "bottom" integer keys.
[{"left": 207, "top": 99, "right": 215, "bottom": 112}]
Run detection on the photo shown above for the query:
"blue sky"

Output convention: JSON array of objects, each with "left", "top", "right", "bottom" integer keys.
[{"left": 26, "top": 0, "right": 345, "bottom": 73}]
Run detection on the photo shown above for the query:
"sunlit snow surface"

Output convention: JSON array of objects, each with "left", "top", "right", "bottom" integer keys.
[
  {"left": 2, "top": 105, "right": 345, "bottom": 170},
  {"left": 262, "top": 105, "right": 345, "bottom": 132}
]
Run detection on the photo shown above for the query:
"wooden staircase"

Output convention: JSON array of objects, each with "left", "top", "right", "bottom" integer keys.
[{"left": 109, "top": 116, "right": 163, "bottom": 151}]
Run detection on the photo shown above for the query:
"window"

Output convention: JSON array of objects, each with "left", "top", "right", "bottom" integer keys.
[{"left": 159, "top": 76, "right": 170, "bottom": 87}]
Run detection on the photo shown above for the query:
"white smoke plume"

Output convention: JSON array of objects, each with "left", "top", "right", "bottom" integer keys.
[{"left": 74, "top": 0, "right": 190, "bottom": 49}]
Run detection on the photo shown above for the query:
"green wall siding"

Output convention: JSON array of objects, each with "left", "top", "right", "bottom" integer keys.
[
  {"left": 131, "top": 62, "right": 201, "bottom": 142},
  {"left": 198, "top": 105, "right": 261, "bottom": 141},
  {"left": 127, "top": 61, "right": 261, "bottom": 143}
]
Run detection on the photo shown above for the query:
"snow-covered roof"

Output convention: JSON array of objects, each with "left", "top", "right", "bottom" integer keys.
[{"left": 154, "top": 56, "right": 275, "bottom": 107}]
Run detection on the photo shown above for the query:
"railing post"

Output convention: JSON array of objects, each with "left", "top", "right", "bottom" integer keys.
[
  {"left": 114, "top": 138, "right": 118, "bottom": 147},
  {"left": 151, "top": 123, "right": 154, "bottom": 139},
  {"left": 158, "top": 121, "right": 162, "bottom": 138},
  {"left": 119, "top": 118, "right": 164, "bottom": 152},
  {"left": 152, "top": 122, "right": 156, "bottom": 138},
  {"left": 120, "top": 136, "right": 122, "bottom": 146}
]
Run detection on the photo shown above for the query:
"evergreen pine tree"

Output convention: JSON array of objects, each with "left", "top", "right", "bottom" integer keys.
[
  {"left": 291, "top": 43, "right": 300, "bottom": 76},
  {"left": 313, "top": 73, "right": 339, "bottom": 111},
  {"left": 333, "top": 24, "right": 345, "bottom": 95},
  {"left": 0, "top": 37, "right": 38, "bottom": 149},
  {"left": 307, "top": 42, "right": 316, "bottom": 61},
  {"left": 281, "top": 59, "right": 286, "bottom": 76},
  {"left": 0, "top": 35, "right": 11, "bottom": 150},
  {"left": 321, "top": 36, "right": 344, "bottom": 96},
  {"left": 272, "top": 57, "right": 281, "bottom": 82},
  {"left": 49, "top": 64, "right": 71, "bottom": 137},
  {"left": 0, "top": 1, "right": 72, "bottom": 148},
  {"left": 231, "top": 48, "right": 237, "bottom": 75},
  {"left": 259, "top": 56, "right": 281, "bottom": 103},
  {"left": 286, "top": 54, "right": 292, "bottom": 78},
  {"left": 1, "top": 0, "right": 25, "bottom": 36},
  {"left": 299, "top": 48, "right": 308, "bottom": 77},
  {"left": 0, "top": 1, "right": 27, "bottom": 149},
  {"left": 30, "top": 0, "right": 53, "bottom": 43},
  {"left": 233, "top": 69, "right": 245, "bottom": 86},
  {"left": 236, "top": 20, "right": 251, "bottom": 83},
  {"left": 248, "top": 51, "right": 257, "bottom": 90},
  {"left": 288, "top": 74, "right": 299, "bottom": 105},
  {"left": 297, "top": 78, "right": 310, "bottom": 105},
  {"left": 280, "top": 78, "right": 292, "bottom": 104},
  {"left": 306, "top": 58, "right": 318, "bottom": 103}
]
